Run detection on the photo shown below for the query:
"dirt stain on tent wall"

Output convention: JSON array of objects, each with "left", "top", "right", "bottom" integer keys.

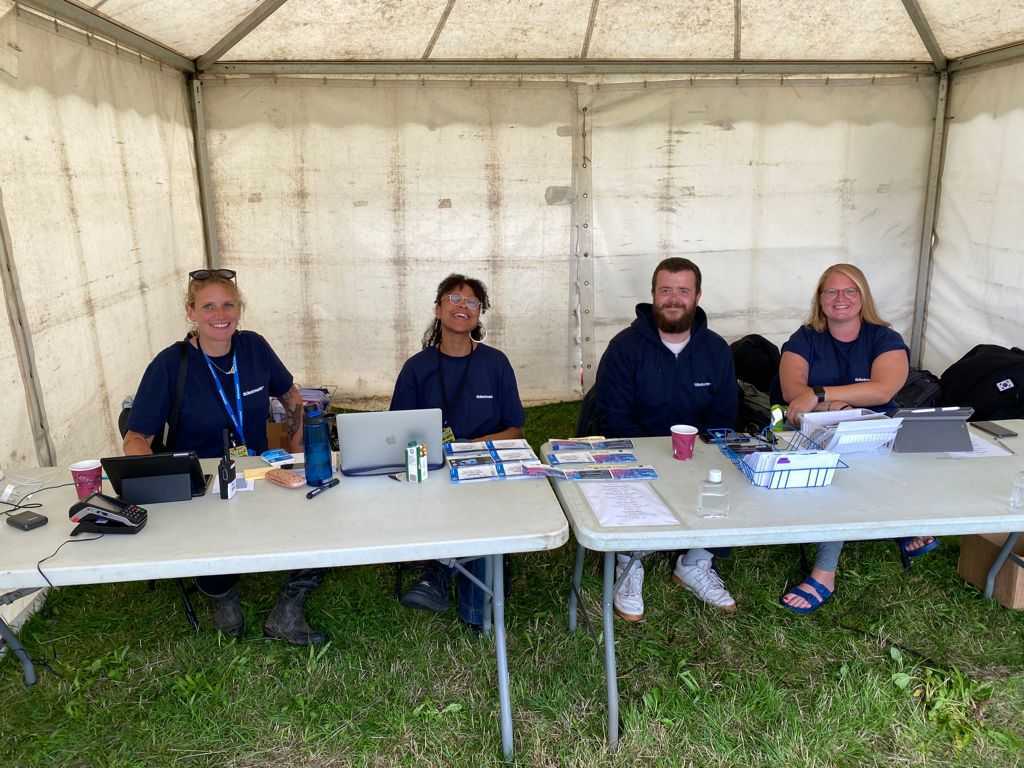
[
  {"left": 484, "top": 100, "right": 505, "bottom": 344},
  {"left": 657, "top": 105, "right": 679, "bottom": 257},
  {"left": 113, "top": 115, "right": 154, "bottom": 348},
  {"left": 54, "top": 134, "right": 116, "bottom": 445},
  {"left": 291, "top": 97, "right": 322, "bottom": 386},
  {"left": 388, "top": 103, "right": 411, "bottom": 370}
]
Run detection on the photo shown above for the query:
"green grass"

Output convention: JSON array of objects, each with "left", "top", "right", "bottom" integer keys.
[{"left": 3, "top": 400, "right": 1024, "bottom": 767}]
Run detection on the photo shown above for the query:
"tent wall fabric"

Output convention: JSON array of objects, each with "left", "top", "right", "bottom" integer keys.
[
  {"left": 202, "top": 78, "right": 576, "bottom": 403},
  {"left": 0, "top": 15, "right": 203, "bottom": 466},
  {"left": 922, "top": 58, "right": 1024, "bottom": 375},
  {"left": 584, "top": 77, "right": 936, "bottom": 387}
]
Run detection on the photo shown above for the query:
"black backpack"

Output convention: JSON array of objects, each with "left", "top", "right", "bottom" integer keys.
[
  {"left": 731, "top": 334, "right": 781, "bottom": 395},
  {"left": 940, "top": 344, "right": 1024, "bottom": 421},
  {"left": 893, "top": 368, "right": 942, "bottom": 409},
  {"left": 118, "top": 341, "right": 190, "bottom": 451}
]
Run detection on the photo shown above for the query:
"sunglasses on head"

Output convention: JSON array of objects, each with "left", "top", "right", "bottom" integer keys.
[{"left": 189, "top": 269, "right": 237, "bottom": 282}]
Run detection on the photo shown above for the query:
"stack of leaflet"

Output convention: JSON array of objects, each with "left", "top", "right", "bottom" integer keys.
[
  {"left": 740, "top": 448, "right": 842, "bottom": 488},
  {"left": 800, "top": 409, "right": 903, "bottom": 454},
  {"left": 543, "top": 437, "right": 659, "bottom": 481},
  {"left": 446, "top": 439, "right": 544, "bottom": 482}
]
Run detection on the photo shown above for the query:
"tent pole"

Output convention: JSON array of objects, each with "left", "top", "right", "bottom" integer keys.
[
  {"left": 950, "top": 41, "right": 1024, "bottom": 73},
  {"left": 909, "top": 71, "right": 949, "bottom": 368},
  {"left": 572, "top": 88, "right": 596, "bottom": 395},
  {"left": 187, "top": 77, "right": 220, "bottom": 269},
  {"left": 19, "top": 0, "right": 194, "bottom": 72},
  {"left": 0, "top": 189, "right": 57, "bottom": 467},
  {"left": 900, "top": 0, "right": 946, "bottom": 71},
  {"left": 206, "top": 60, "right": 933, "bottom": 77},
  {"left": 195, "top": 0, "right": 290, "bottom": 71}
]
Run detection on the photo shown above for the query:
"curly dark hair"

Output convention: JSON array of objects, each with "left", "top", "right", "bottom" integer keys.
[{"left": 421, "top": 273, "right": 490, "bottom": 349}]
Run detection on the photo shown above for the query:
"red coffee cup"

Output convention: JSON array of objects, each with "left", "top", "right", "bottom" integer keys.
[
  {"left": 70, "top": 459, "right": 102, "bottom": 501},
  {"left": 670, "top": 425, "right": 698, "bottom": 461}
]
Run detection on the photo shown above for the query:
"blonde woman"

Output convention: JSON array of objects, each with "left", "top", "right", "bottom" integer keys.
[
  {"left": 776, "top": 263, "right": 936, "bottom": 614},
  {"left": 124, "top": 269, "right": 324, "bottom": 645}
]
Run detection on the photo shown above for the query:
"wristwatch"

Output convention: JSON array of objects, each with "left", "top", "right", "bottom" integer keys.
[{"left": 813, "top": 386, "right": 826, "bottom": 403}]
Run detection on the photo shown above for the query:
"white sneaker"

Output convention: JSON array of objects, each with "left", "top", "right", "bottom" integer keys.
[
  {"left": 614, "top": 553, "right": 645, "bottom": 622},
  {"left": 673, "top": 556, "right": 737, "bottom": 613}
]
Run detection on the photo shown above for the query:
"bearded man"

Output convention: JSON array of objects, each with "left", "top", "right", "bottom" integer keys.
[{"left": 594, "top": 257, "right": 739, "bottom": 620}]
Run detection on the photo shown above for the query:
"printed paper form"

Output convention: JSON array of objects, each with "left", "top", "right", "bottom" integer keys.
[
  {"left": 940, "top": 433, "right": 1013, "bottom": 459},
  {"left": 579, "top": 482, "right": 680, "bottom": 527}
]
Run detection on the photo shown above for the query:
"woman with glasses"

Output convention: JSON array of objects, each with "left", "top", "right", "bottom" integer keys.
[
  {"left": 774, "top": 263, "right": 936, "bottom": 614},
  {"left": 123, "top": 269, "right": 325, "bottom": 645},
  {"left": 389, "top": 273, "right": 525, "bottom": 631}
]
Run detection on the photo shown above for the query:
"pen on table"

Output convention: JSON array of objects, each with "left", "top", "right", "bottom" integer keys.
[{"left": 306, "top": 477, "right": 340, "bottom": 499}]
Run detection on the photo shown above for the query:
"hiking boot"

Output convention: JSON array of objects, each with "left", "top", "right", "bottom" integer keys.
[
  {"left": 211, "top": 588, "right": 244, "bottom": 638},
  {"left": 614, "top": 553, "right": 645, "bottom": 622},
  {"left": 400, "top": 564, "right": 450, "bottom": 613},
  {"left": 264, "top": 576, "right": 326, "bottom": 646},
  {"left": 673, "top": 556, "right": 737, "bottom": 613}
]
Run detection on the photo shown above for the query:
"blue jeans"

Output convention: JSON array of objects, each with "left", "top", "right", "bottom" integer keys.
[{"left": 455, "top": 557, "right": 487, "bottom": 626}]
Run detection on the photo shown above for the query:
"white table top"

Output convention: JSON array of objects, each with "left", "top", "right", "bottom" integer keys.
[
  {"left": 0, "top": 460, "right": 569, "bottom": 589},
  {"left": 547, "top": 422, "right": 1024, "bottom": 552}
]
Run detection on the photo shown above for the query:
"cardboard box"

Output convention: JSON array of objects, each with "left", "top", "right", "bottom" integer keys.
[
  {"left": 266, "top": 421, "right": 290, "bottom": 450},
  {"left": 958, "top": 533, "right": 1024, "bottom": 610}
]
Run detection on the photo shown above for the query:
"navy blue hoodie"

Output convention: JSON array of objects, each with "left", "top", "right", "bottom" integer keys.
[{"left": 595, "top": 304, "right": 738, "bottom": 438}]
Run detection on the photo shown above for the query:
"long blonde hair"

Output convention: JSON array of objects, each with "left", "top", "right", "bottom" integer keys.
[{"left": 806, "top": 263, "right": 889, "bottom": 333}]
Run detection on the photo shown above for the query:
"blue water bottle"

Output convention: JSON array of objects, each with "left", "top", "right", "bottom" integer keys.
[{"left": 303, "top": 405, "right": 332, "bottom": 487}]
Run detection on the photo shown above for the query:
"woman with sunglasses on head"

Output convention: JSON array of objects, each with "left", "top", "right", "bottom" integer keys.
[
  {"left": 123, "top": 269, "right": 325, "bottom": 645},
  {"left": 389, "top": 274, "right": 525, "bottom": 631},
  {"left": 774, "top": 263, "right": 937, "bottom": 615}
]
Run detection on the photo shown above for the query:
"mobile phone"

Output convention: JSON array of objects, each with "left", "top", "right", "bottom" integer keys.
[
  {"left": 6, "top": 511, "right": 48, "bottom": 531},
  {"left": 972, "top": 421, "right": 1018, "bottom": 439}
]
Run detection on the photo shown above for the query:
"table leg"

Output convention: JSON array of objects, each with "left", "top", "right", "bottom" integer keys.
[
  {"left": 568, "top": 542, "right": 585, "bottom": 632},
  {"left": 603, "top": 551, "right": 619, "bottom": 751},
  {"left": 483, "top": 555, "right": 493, "bottom": 637},
  {"left": 0, "top": 616, "right": 37, "bottom": 687},
  {"left": 985, "top": 531, "right": 1022, "bottom": 598},
  {"left": 491, "top": 553, "right": 514, "bottom": 760}
]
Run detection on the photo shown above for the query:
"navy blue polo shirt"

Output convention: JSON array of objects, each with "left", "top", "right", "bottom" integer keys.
[
  {"left": 779, "top": 322, "right": 909, "bottom": 410},
  {"left": 127, "top": 331, "right": 293, "bottom": 458},
  {"left": 389, "top": 344, "right": 525, "bottom": 441}
]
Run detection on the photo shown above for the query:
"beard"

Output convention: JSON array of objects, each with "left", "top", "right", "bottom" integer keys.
[{"left": 654, "top": 303, "right": 696, "bottom": 334}]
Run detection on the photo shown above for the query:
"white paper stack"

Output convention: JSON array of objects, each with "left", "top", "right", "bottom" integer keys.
[
  {"left": 742, "top": 449, "right": 841, "bottom": 488},
  {"left": 801, "top": 410, "right": 902, "bottom": 454}
]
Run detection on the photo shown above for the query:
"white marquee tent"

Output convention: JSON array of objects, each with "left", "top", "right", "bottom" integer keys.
[{"left": 2, "top": 0, "right": 1024, "bottom": 472}]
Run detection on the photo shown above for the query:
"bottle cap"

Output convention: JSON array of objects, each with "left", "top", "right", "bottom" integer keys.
[{"left": 707, "top": 468, "right": 722, "bottom": 483}]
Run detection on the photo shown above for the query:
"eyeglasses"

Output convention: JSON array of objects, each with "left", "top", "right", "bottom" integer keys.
[
  {"left": 820, "top": 287, "right": 860, "bottom": 300},
  {"left": 444, "top": 293, "right": 482, "bottom": 311},
  {"left": 189, "top": 269, "right": 237, "bottom": 282}
]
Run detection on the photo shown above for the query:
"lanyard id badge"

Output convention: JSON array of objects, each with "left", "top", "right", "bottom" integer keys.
[
  {"left": 202, "top": 351, "right": 250, "bottom": 455},
  {"left": 441, "top": 426, "right": 456, "bottom": 444}
]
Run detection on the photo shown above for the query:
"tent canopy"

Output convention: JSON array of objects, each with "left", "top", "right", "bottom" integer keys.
[{"left": 23, "top": 1, "right": 1024, "bottom": 70}]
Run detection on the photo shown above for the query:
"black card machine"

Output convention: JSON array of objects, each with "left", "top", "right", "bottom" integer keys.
[{"left": 68, "top": 493, "right": 148, "bottom": 536}]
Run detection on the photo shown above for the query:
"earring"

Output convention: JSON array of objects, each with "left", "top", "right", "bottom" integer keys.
[{"left": 474, "top": 323, "right": 487, "bottom": 342}]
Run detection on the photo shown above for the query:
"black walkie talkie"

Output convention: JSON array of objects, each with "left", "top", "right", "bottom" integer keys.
[{"left": 218, "top": 428, "right": 237, "bottom": 500}]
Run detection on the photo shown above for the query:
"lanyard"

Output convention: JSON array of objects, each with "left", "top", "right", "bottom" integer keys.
[
  {"left": 202, "top": 351, "right": 245, "bottom": 444},
  {"left": 436, "top": 344, "right": 475, "bottom": 429}
]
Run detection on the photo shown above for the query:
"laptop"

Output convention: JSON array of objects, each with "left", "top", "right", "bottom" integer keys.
[
  {"left": 891, "top": 407, "right": 974, "bottom": 453},
  {"left": 338, "top": 408, "right": 444, "bottom": 476},
  {"left": 101, "top": 452, "right": 209, "bottom": 503}
]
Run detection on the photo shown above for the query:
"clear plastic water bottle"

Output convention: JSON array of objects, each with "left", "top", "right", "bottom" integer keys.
[
  {"left": 303, "top": 405, "right": 333, "bottom": 488},
  {"left": 697, "top": 468, "right": 730, "bottom": 519},
  {"left": 1010, "top": 471, "right": 1024, "bottom": 513}
]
